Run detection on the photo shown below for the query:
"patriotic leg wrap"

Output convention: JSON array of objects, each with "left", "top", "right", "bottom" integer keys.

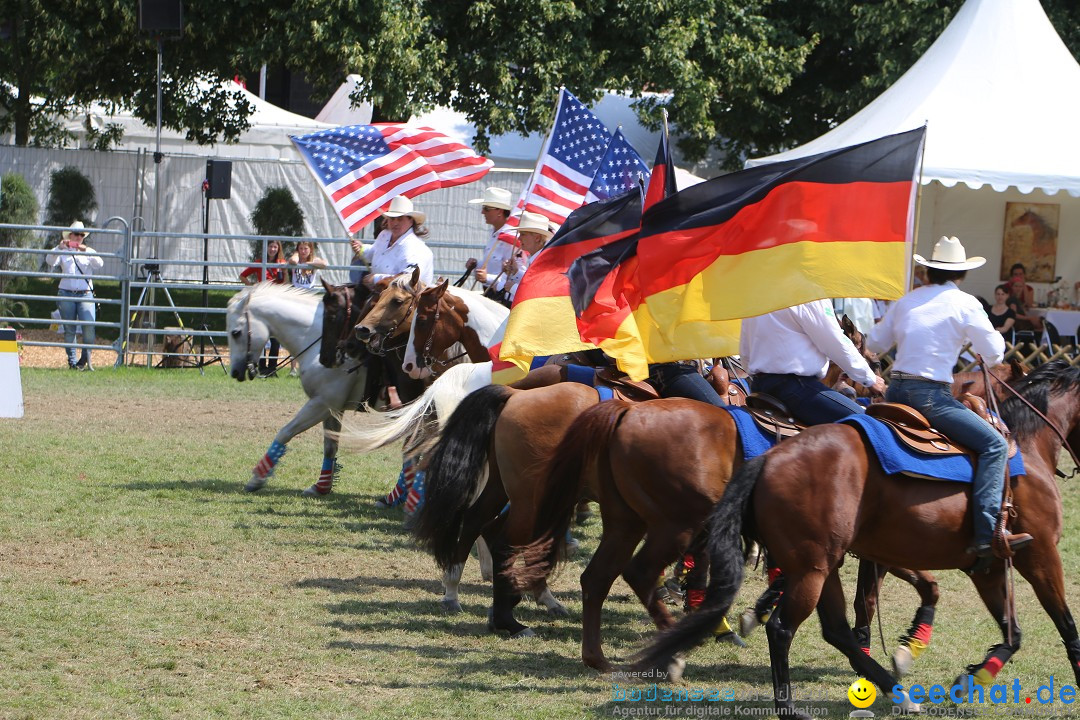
[
  {"left": 898, "top": 605, "right": 935, "bottom": 660},
  {"left": 314, "top": 457, "right": 339, "bottom": 494},
  {"left": 253, "top": 440, "right": 287, "bottom": 480},
  {"left": 404, "top": 469, "right": 426, "bottom": 514},
  {"left": 382, "top": 456, "right": 417, "bottom": 507}
]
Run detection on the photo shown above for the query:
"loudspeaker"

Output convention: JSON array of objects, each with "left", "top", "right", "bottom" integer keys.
[
  {"left": 205, "top": 160, "right": 232, "bottom": 200},
  {"left": 138, "top": 0, "right": 184, "bottom": 33}
]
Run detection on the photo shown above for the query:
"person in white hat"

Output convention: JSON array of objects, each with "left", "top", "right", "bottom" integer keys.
[
  {"left": 362, "top": 196, "right": 434, "bottom": 288},
  {"left": 496, "top": 211, "right": 555, "bottom": 304},
  {"left": 46, "top": 221, "right": 103, "bottom": 370},
  {"left": 467, "top": 187, "right": 514, "bottom": 291},
  {"left": 867, "top": 235, "right": 1033, "bottom": 564}
]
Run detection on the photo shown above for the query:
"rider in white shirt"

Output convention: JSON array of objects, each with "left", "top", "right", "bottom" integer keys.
[
  {"left": 468, "top": 187, "right": 515, "bottom": 292},
  {"left": 363, "top": 196, "right": 434, "bottom": 288},
  {"left": 867, "top": 235, "right": 1032, "bottom": 561},
  {"left": 741, "top": 299, "right": 885, "bottom": 424}
]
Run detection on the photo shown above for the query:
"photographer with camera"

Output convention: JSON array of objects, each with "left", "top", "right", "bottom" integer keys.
[{"left": 46, "top": 221, "right": 103, "bottom": 370}]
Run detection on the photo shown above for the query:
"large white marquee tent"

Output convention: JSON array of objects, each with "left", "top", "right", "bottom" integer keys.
[{"left": 747, "top": 0, "right": 1080, "bottom": 307}]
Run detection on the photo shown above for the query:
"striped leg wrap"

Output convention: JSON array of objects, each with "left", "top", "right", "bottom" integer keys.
[
  {"left": 404, "top": 469, "right": 426, "bottom": 514},
  {"left": 898, "top": 605, "right": 935, "bottom": 660},
  {"left": 382, "top": 456, "right": 416, "bottom": 507},
  {"left": 253, "top": 440, "right": 287, "bottom": 479},
  {"left": 314, "top": 458, "right": 339, "bottom": 494}
]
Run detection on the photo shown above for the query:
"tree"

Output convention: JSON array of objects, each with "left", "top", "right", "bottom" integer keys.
[
  {"left": 44, "top": 166, "right": 98, "bottom": 238},
  {"left": 249, "top": 186, "right": 304, "bottom": 258},
  {"left": 0, "top": 172, "right": 41, "bottom": 312}
]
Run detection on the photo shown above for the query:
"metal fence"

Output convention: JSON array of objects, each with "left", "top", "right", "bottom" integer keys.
[{"left": 0, "top": 219, "right": 488, "bottom": 369}]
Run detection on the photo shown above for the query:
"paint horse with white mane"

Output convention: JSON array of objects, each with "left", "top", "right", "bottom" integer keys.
[{"left": 227, "top": 283, "right": 370, "bottom": 496}]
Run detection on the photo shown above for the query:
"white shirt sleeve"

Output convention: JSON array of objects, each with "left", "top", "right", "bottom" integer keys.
[
  {"left": 964, "top": 300, "right": 1006, "bottom": 366},
  {"left": 796, "top": 301, "right": 877, "bottom": 386},
  {"left": 866, "top": 304, "right": 896, "bottom": 355},
  {"left": 82, "top": 248, "right": 104, "bottom": 270}
]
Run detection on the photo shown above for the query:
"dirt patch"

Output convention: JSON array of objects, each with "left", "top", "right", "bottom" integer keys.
[{"left": 15, "top": 328, "right": 231, "bottom": 369}]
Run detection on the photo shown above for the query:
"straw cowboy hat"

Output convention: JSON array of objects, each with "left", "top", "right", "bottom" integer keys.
[
  {"left": 468, "top": 187, "right": 512, "bottom": 211},
  {"left": 381, "top": 196, "right": 426, "bottom": 226},
  {"left": 61, "top": 220, "right": 90, "bottom": 240},
  {"left": 913, "top": 235, "right": 985, "bottom": 271},
  {"left": 511, "top": 211, "right": 554, "bottom": 241}
]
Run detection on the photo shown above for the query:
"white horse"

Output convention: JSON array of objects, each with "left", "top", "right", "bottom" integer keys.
[{"left": 227, "top": 283, "right": 369, "bottom": 496}]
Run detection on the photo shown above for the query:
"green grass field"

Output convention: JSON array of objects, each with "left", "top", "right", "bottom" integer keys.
[{"left": 4, "top": 367, "right": 1080, "bottom": 719}]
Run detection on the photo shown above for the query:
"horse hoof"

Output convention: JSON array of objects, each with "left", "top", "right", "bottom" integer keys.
[
  {"left": 895, "top": 688, "right": 921, "bottom": 714},
  {"left": 244, "top": 477, "right": 267, "bottom": 492},
  {"left": 440, "top": 598, "right": 462, "bottom": 614},
  {"left": 739, "top": 608, "right": 760, "bottom": 637},
  {"left": 893, "top": 645, "right": 914, "bottom": 677},
  {"left": 546, "top": 603, "right": 570, "bottom": 618},
  {"left": 301, "top": 484, "right": 330, "bottom": 498},
  {"left": 715, "top": 631, "right": 746, "bottom": 648},
  {"left": 510, "top": 628, "right": 536, "bottom": 639},
  {"left": 480, "top": 568, "right": 493, "bottom": 583},
  {"left": 666, "top": 655, "right": 686, "bottom": 683}
]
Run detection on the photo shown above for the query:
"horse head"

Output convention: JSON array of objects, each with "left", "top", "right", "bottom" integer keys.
[
  {"left": 226, "top": 289, "right": 267, "bottom": 382},
  {"left": 402, "top": 278, "right": 455, "bottom": 380},
  {"left": 354, "top": 266, "right": 422, "bottom": 355},
  {"left": 319, "top": 279, "right": 371, "bottom": 368}
]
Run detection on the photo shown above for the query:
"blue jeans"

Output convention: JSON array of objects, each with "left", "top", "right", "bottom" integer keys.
[
  {"left": 58, "top": 289, "right": 95, "bottom": 366},
  {"left": 648, "top": 363, "right": 725, "bottom": 407},
  {"left": 886, "top": 378, "right": 1008, "bottom": 546},
  {"left": 751, "top": 373, "right": 864, "bottom": 425}
]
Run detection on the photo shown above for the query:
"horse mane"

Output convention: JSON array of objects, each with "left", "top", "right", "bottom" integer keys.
[
  {"left": 389, "top": 270, "right": 423, "bottom": 294},
  {"left": 227, "top": 281, "right": 322, "bottom": 311},
  {"left": 1000, "top": 360, "right": 1080, "bottom": 438}
]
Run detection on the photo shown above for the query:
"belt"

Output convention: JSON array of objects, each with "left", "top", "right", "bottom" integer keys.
[{"left": 890, "top": 371, "right": 951, "bottom": 386}]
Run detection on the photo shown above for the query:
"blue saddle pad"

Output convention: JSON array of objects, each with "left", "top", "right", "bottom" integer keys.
[
  {"left": 564, "top": 364, "right": 596, "bottom": 386},
  {"left": 723, "top": 406, "right": 778, "bottom": 459},
  {"left": 840, "top": 415, "right": 1025, "bottom": 483}
]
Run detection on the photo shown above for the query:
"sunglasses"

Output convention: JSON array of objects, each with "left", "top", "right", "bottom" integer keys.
[{"left": 70, "top": 232, "right": 85, "bottom": 237}]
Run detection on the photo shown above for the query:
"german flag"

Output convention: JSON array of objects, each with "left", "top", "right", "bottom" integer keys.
[
  {"left": 498, "top": 192, "right": 641, "bottom": 375},
  {"left": 573, "top": 128, "right": 924, "bottom": 377}
]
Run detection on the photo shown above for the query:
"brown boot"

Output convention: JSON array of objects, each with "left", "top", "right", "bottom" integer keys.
[{"left": 969, "top": 533, "right": 1034, "bottom": 557}]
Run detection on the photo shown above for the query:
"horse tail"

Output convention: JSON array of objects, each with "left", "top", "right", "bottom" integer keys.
[
  {"left": 634, "top": 454, "right": 766, "bottom": 672},
  {"left": 412, "top": 383, "right": 513, "bottom": 570},
  {"left": 505, "top": 399, "right": 632, "bottom": 592},
  {"left": 337, "top": 362, "right": 487, "bottom": 453}
]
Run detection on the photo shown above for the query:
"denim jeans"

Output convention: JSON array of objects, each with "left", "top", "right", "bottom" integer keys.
[
  {"left": 886, "top": 378, "right": 1008, "bottom": 546},
  {"left": 58, "top": 289, "right": 95, "bottom": 366},
  {"left": 648, "top": 362, "right": 725, "bottom": 407},
  {"left": 750, "top": 373, "right": 864, "bottom": 425}
]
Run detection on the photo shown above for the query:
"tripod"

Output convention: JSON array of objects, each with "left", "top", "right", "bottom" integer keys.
[{"left": 126, "top": 265, "right": 223, "bottom": 372}]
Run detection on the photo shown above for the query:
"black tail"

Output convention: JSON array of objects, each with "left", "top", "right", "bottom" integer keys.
[
  {"left": 412, "top": 384, "right": 513, "bottom": 570},
  {"left": 634, "top": 454, "right": 766, "bottom": 671}
]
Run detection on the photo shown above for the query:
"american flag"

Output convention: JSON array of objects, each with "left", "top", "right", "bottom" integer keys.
[
  {"left": 291, "top": 124, "right": 493, "bottom": 234},
  {"left": 584, "top": 128, "right": 649, "bottom": 203},
  {"left": 499, "top": 89, "right": 613, "bottom": 244}
]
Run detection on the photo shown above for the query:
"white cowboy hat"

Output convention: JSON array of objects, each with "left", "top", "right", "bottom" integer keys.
[
  {"left": 913, "top": 236, "right": 985, "bottom": 271},
  {"left": 468, "top": 187, "right": 512, "bottom": 211},
  {"left": 381, "top": 196, "right": 427, "bottom": 226},
  {"left": 61, "top": 220, "right": 90, "bottom": 240},
  {"left": 511, "top": 211, "right": 554, "bottom": 241}
]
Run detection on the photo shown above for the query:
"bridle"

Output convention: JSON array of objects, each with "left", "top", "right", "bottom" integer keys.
[
  {"left": 365, "top": 289, "right": 417, "bottom": 357},
  {"left": 417, "top": 293, "right": 469, "bottom": 376}
]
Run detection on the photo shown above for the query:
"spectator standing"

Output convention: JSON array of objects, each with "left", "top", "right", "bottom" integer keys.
[{"left": 46, "top": 221, "right": 102, "bottom": 370}]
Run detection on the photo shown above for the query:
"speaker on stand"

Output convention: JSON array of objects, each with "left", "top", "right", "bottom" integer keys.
[{"left": 198, "top": 159, "right": 231, "bottom": 371}]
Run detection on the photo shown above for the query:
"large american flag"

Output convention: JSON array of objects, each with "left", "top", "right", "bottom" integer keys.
[
  {"left": 584, "top": 128, "right": 649, "bottom": 203},
  {"left": 291, "top": 124, "right": 493, "bottom": 234},
  {"left": 499, "top": 89, "right": 613, "bottom": 244}
]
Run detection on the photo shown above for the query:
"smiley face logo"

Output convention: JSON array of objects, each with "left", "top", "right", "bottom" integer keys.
[{"left": 848, "top": 678, "right": 876, "bottom": 708}]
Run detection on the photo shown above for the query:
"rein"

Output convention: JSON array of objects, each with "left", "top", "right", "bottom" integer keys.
[{"left": 369, "top": 291, "right": 417, "bottom": 357}]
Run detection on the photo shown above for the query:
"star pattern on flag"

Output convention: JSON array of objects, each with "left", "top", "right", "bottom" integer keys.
[
  {"left": 587, "top": 128, "right": 649, "bottom": 201},
  {"left": 293, "top": 126, "right": 392, "bottom": 183}
]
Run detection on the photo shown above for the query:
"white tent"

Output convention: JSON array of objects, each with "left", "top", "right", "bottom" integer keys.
[
  {"left": 314, "top": 75, "right": 374, "bottom": 126},
  {"left": 746, "top": 0, "right": 1080, "bottom": 303}
]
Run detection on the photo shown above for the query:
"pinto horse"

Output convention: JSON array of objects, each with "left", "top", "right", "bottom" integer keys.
[
  {"left": 227, "top": 283, "right": 370, "bottom": 496},
  {"left": 636, "top": 360, "right": 1080, "bottom": 719}
]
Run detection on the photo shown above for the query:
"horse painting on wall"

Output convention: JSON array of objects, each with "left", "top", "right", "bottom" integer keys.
[{"left": 1001, "top": 201, "right": 1059, "bottom": 282}]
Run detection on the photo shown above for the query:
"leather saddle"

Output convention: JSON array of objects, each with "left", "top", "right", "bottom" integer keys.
[
  {"left": 865, "top": 402, "right": 1017, "bottom": 459},
  {"left": 745, "top": 393, "right": 805, "bottom": 442},
  {"left": 594, "top": 367, "right": 661, "bottom": 402}
]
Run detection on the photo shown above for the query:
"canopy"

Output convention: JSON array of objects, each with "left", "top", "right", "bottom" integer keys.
[{"left": 746, "top": 0, "right": 1080, "bottom": 197}]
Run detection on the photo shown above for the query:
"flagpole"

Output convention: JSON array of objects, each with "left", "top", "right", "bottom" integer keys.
[
  {"left": 909, "top": 124, "right": 929, "bottom": 290},
  {"left": 470, "top": 88, "right": 565, "bottom": 291}
]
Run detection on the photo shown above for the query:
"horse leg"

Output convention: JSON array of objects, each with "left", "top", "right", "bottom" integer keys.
[
  {"left": 851, "top": 559, "right": 886, "bottom": 657},
  {"left": 889, "top": 567, "right": 939, "bottom": 677},
  {"left": 441, "top": 481, "right": 507, "bottom": 614},
  {"left": 475, "top": 537, "right": 494, "bottom": 582},
  {"left": 580, "top": 521, "right": 646, "bottom": 672},
  {"left": 484, "top": 514, "right": 534, "bottom": 639},
  {"left": 245, "top": 399, "right": 330, "bottom": 492},
  {"left": 375, "top": 454, "right": 417, "bottom": 509},
  {"left": 683, "top": 533, "right": 743, "bottom": 646},
  {"left": 575, "top": 499, "right": 593, "bottom": 525},
  {"left": 740, "top": 564, "right": 784, "bottom": 638},
  {"left": 765, "top": 569, "right": 825, "bottom": 720},
  {"left": 816, "top": 568, "right": 921, "bottom": 713},
  {"left": 1014, "top": 547, "right": 1080, "bottom": 685},
  {"left": 956, "top": 566, "right": 1020, "bottom": 688},
  {"left": 302, "top": 413, "right": 341, "bottom": 497},
  {"left": 621, "top": 533, "right": 682, "bottom": 634}
]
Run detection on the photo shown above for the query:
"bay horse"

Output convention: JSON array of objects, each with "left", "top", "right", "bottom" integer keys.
[
  {"left": 227, "top": 283, "right": 369, "bottom": 496},
  {"left": 635, "top": 360, "right": 1080, "bottom": 719},
  {"left": 318, "top": 280, "right": 374, "bottom": 368}
]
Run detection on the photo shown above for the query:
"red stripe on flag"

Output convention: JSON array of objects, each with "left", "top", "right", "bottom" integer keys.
[
  {"left": 539, "top": 165, "right": 590, "bottom": 196},
  {"left": 514, "top": 230, "right": 637, "bottom": 304},
  {"left": 638, "top": 180, "right": 913, "bottom": 297}
]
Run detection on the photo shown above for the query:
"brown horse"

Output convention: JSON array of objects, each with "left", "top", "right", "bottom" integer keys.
[
  {"left": 318, "top": 280, "right": 374, "bottom": 368},
  {"left": 636, "top": 360, "right": 1080, "bottom": 718}
]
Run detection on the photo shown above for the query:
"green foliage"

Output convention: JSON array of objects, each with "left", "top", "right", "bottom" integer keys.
[
  {"left": 43, "top": 167, "right": 98, "bottom": 246},
  {"left": 249, "top": 187, "right": 305, "bottom": 257},
  {"left": 0, "top": 172, "right": 41, "bottom": 308}
]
